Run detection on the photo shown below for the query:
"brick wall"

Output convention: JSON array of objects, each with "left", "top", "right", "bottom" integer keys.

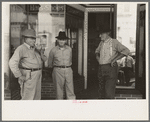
[
  {"left": 4, "top": 89, "right": 11, "bottom": 100},
  {"left": 41, "top": 79, "right": 56, "bottom": 100},
  {"left": 11, "top": 89, "right": 21, "bottom": 100},
  {"left": 115, "top": 89, "right": 143, "bottom": 99},
  {"left": 115, "top": 94, "right": 142, "bottom": 99}
]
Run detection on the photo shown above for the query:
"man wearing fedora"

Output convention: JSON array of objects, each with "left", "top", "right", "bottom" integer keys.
[
  {"left": 95, "top": 28, "right": 130, "bottom": 99},
  {"left": 9, "top": 29, "right": 47, "bottom": 100},
  {"left": 48, "top": 31, "right": 76, "bottom": 100}
]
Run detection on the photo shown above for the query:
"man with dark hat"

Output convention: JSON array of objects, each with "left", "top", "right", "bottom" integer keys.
[
  {"left": 95, "top": 28, "right": 130, "bottom": 99},
  {"left": 9, "top": 29, "right": 47, "bottom": 100},
  {"left": 48, "top": 31, "right": 76, "bottom": 100}
]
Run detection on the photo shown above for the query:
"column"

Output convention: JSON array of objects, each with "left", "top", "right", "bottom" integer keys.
[
  {"left": 83, "top": 10, "right": 88, "bottom": 89},
  {"left": 3, "top": 3, "right": 11, "bottom": 100}
]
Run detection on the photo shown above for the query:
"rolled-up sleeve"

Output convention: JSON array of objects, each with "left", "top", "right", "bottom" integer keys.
[
  {"left": 114, "top": 39, "right": 130, "bottom": 56},
  {"left": 9, "top": 47, "right": 22, "bottom": 78}
]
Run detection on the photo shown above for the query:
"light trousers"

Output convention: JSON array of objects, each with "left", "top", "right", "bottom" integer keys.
[
  {"left": 52, "top": 67, "right": 76, "bottom": 100},
  {"left": 19, "top": 70, "right": 42, "bottom": 100}
]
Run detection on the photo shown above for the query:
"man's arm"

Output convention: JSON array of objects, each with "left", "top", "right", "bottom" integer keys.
[
  {"left": 110, "top": 53, "right": 125, "bottom": 67},
  {"left": 40, "top": 49, "right": 47, "bottom": 62},
  {"left": 110, "top": 39, "right": 130, "bottom": 67},
  {"left": 9, "top": 47, "right": 26, "bottom": 82},
  {"left": 95, "top": 42, "right": 101, "bottom": 62},
  {"left": 9, "top": 47, "right": 23, "bottom": 78}
]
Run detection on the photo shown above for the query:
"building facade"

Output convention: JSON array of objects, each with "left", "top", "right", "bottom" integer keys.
[{"left": 3, "top": 3, "right": 146, "bottom": 100}]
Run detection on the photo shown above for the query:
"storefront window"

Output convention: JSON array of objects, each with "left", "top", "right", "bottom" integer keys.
[{"left": 116, "top": 3, "right": 137, "bottom": 89}]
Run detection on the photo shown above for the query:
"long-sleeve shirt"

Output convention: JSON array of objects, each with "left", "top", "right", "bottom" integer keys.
[
  {"left": 9, "top": 43, "right": 43, "bottom": 78},
  {"left": 95, "top": 38, "right": 130, "bottom": 65},
  {"left": 48, "top": 45, "right": 72, "bottom": 68}
]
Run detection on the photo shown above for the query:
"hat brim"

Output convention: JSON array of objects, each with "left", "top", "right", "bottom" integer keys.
[
  {"left": 55, "top": 36, "right": 69, "bottom": 39},
  {"left": 23, "top": 35, "right": 37, "bottom": 38}
]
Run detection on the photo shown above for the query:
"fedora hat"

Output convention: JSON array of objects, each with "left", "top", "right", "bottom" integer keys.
[
  {"left": 22, "top": 29, "right": 37, "bottom": 38},
  {"left": 55, "top": 31, "right": 69, "bottom": 39},
  {"left": 99, "top": 28, "right": 111, "bottom": 34}
]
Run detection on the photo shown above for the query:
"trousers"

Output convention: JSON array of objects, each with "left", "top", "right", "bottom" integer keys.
[
  {"left": 98, "top": 63, "right": 118, "bottom": 99},
  {"left": 52, "top": 67, "right": 76, "bottom": 100},
  {"left": 19, "top": 70, "right": 42, "bottom": 100},
  {"left": 120, "top": 67, "right": 134, "bottom": 85}
]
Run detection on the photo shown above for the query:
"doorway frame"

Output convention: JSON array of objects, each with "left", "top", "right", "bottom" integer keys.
[{"left": 83, "top": 6, "right": 117, "bottom": 89}]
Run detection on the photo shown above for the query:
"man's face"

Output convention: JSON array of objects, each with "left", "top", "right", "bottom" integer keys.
[
  {"left": 25, "top": 37, "right": 36, "bottom": 47},
  {"left": 99, "top": 32, "right": 108, "bottom": 41},
  {"left": 57, "top": 39, "right": 66, "bottom": 47}
]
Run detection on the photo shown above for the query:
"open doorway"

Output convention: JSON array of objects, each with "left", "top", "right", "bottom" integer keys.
[
  {"left": 87, "top": 12, "right": 114, "bottom": 89},
  {"left": 87, "top": 4, "right": 137, "bottom": 90}
]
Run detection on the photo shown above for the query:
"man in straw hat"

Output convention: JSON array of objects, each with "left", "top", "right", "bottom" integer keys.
[
  {"left": 48, "top": 31, "right": 76, "bottom": 100},
  {"left": 95, "top": 28, "right": 130, "bottom": 99},
  {"left": 9, "top": 29, "right": 47, "bottom": 100}
]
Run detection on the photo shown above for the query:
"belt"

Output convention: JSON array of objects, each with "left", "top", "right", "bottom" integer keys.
[
  {"left": 54, "top": 66, "right": 71, "bottom": 68},
  {"left": 20, "top": 67, "right": 42, "bottom": 72}
]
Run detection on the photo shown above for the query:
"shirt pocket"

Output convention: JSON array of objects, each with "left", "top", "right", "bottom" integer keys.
[
  {"left": 27, "top": 51, "right": 36, "bottom": 59},
  {"left": 64, "top": 51, "right": 71, "bottom": 60},
  {"left": 23, "top": 51, "right": 29, "bottom": 58},
  {"left": 54, "top": 51, "right": 62, "bottom": 62}
]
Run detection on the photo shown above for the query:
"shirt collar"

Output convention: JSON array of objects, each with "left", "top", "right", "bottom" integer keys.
[
  {"left": 57, "top": 45, "right": 68, "bottom": 50},
  {"left": 104, "top": 37, "right": 112, "bottom": 43},
  {"left": 24, "top": 43, "right": 30, "bottom": 49},
  {"left": 24, "top": 43, "right": 34, "bottom": 49}
]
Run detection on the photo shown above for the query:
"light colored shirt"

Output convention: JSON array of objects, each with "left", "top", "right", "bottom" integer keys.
[
  {"left": 48, "top": 45, "right": 72, "bottom": 68},
  {"left": 9, "top": 43, "right": 43, "bottom": 78},
  {"left": 99, "top": 38, "right": 112, "bottom": 64},
  {"left": 120, "top": 55, "right": 135, "bottom": 68},
  {"left": 95, "top": 38, "right": 130, "bottom": 64}
]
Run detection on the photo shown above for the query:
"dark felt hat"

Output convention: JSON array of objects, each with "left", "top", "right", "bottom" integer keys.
[
  {"left": 22, "top": 29, "right": 37, "bottom": 38},
  {"left": 55, "top": 31, "right": 69, "bottom": 39}
]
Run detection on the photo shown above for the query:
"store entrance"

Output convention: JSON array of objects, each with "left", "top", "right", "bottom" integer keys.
[
  {"left": 87, "top": 12, "right": 113, "bottom": 89},
  {"left": 87, "top": 6, "right": 116, "bottom": 88}
]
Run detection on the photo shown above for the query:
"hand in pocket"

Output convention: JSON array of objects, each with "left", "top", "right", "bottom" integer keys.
[
  {"left": 25, "top": 70, "right": 31, "bottom": 81},
  {"left": 18, "top": 75, "right": 26, "bottom": 85}
]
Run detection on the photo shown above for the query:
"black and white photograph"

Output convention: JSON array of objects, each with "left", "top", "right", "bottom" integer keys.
[{"left": 2, "top": 1, "right": 149, "bottom": 121}]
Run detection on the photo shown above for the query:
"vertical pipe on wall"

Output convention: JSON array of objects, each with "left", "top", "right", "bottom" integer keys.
[
  {"left": 27, "top": 5, "right": 29, "bottom": 29},
  {"left": 113, "top": 4, "right": 117, "bottom": 38},
  {"left": 110, "top": 4, "right": 112, "bottom": 31},
  {"left": 135, "top": 4, "right": 140, "bottom": 90},
  {"left": 3, "top": 3, "right": 11, "bottom": 99},
  {"left": 83, "top": 10, "right": 88, "bottom": 89}
]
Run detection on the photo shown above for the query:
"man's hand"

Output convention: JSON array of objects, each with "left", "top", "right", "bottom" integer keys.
[
  {"left": 96, "top": 53, "right": 100, "bottom": 62},
  {"left": 111, "top": 60, "right": 117, "bottom": 67},
  {"left": 40, "top": 49, "right": 45, "bottom": 54},
  {"left": 18, "top": 75, "right": 26, "bottom": 84}
]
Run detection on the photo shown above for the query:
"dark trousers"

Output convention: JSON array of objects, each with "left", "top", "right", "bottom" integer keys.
[
  {"left": 98, "top": 63, "right": 118, "bottom": 99},
  {"left": 120, "top": 67, "right": 133, "bottom": 85}
]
